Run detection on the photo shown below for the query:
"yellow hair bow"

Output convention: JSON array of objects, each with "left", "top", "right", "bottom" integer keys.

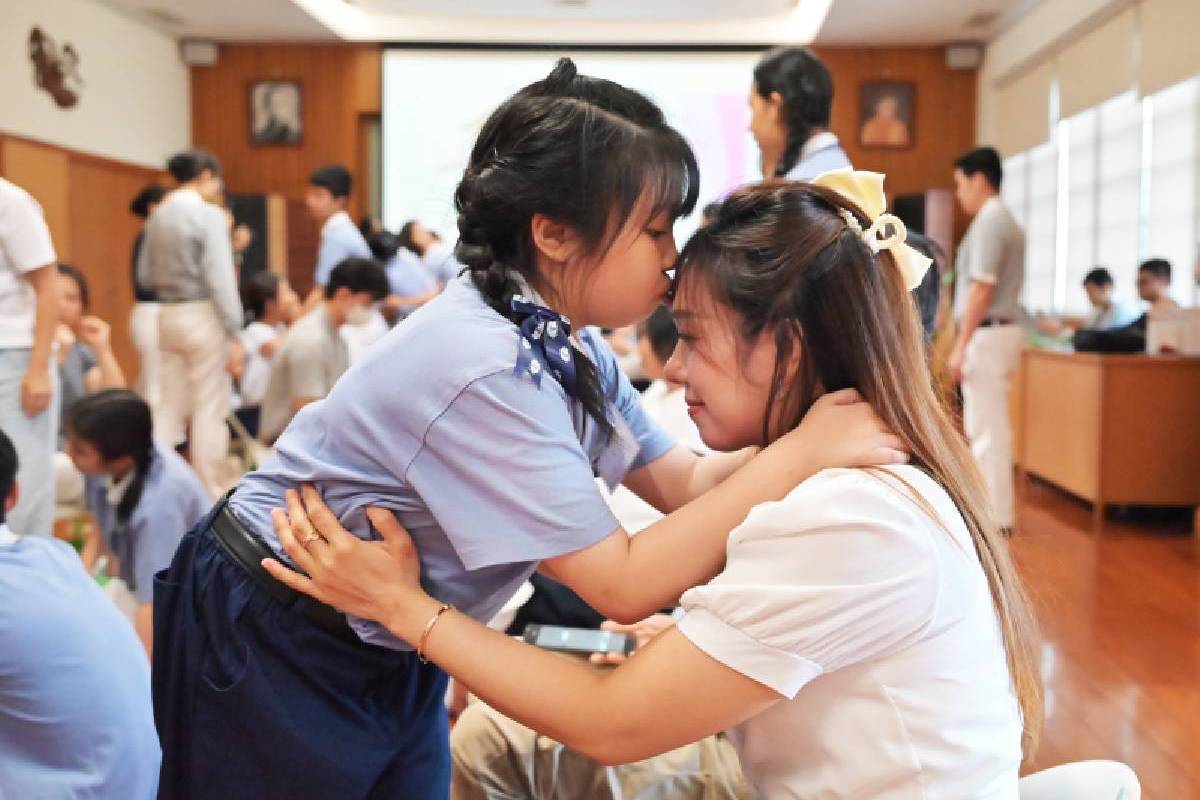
[{"left": 810, "top": 167, "right": 933, "bottom": 292}]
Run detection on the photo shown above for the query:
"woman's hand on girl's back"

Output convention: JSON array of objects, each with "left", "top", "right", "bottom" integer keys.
[
  {"left": 262, "top": 485, "right": 427, "bottom": 632},
  {"left": 784, "top": 388, "right": 908, "bottom": 471}
]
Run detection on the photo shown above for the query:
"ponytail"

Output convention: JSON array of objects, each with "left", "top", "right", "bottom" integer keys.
[{"left": 66, "top": 389, "right": 156, "bottom": 525}]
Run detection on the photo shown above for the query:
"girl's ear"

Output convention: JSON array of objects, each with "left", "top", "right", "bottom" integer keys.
[
  {"left": 767, "top": 91, "right": 786, "bottom": 123},
  {"left": 530, "top": 213, "right": 581, "bottom": 264}
]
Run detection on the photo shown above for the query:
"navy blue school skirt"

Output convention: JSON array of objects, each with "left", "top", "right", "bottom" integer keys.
[{"left": 152, "top": 503, "right": 450, "bottom": 799}]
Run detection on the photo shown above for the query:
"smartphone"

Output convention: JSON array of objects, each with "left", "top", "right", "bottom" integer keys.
[{"left": 522, "top": 624, "right": 636, "bottom": 656}]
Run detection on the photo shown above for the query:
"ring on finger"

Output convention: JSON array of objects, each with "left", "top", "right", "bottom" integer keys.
[{"left": 301, "top": 532, "right": 323, "bottom": 545}]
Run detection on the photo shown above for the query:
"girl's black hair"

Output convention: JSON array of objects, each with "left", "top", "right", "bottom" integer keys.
[
  {"left": 454, "top": 57, "right": 699, "bottom": 435},
  {"left": 752, "top": 47, "right": 834, "bottom": 177},
  {"left": 242, "top": 271, "right": 281, "bottom": 321},
  {"left": 67, "top": 390, "right": 155, "bottom": 529},
  {"left": 57, "top": 262, "right": 89, "bottom": 310}
]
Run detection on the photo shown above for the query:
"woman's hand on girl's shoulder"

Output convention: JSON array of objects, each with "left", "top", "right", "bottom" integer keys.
[{"left": 785, "top": 388, "right": 908, "bottom": 472}]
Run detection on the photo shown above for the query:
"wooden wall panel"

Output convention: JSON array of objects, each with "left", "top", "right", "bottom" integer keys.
[
  {"left": 191, "top": 44, "right": 975, "bottom": 266},
  {"left": 190, "top": 44, "right": 380, "bottom": 214},
  {"left": 812, "top": 46, "right": 978, "bottom": 242},
  {"left": 0, "top": 133, "right": 164, "bottom": 383}
]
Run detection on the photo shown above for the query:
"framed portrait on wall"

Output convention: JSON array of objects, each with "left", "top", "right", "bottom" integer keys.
[
  {"left": 859, "top": 81, "right": 915, "bottom": 149},
  {"left": 250, "top": 80, "right": 302, "bottom": 146}
]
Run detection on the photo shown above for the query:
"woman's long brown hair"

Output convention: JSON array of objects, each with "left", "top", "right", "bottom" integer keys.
[{"left": 676, "top": 181, "right": 1043, "bottom": 755}]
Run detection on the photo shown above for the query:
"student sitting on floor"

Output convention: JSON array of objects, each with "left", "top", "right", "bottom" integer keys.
[
  {"left": 65, "top": 389, "right": 209, "bottom": 656},
  {"left": 0, "top": 427, "right": 160, "bottom": 798}
]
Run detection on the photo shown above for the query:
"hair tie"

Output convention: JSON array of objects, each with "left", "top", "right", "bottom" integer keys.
[{"left": 814, "top": 168, "right": 932, "bottom": 292}]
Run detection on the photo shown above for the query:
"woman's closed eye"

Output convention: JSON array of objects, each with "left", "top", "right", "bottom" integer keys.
[{"left": 645, "top": 227, "right": 670, "bottom": 241}]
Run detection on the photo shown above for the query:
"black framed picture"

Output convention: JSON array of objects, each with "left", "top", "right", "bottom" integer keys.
[
  {"left": 859, "top": 80, "right": 915, "bottom": 149},
  {"left": 250, "top": 80, "right": 302, "bottom": 146}
]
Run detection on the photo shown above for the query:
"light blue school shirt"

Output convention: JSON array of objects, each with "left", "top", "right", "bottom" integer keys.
[
  {"left": 423, "top": 241, "right": 464, "bottom": 286},
  {"left": 84, "top": 442, "right": 210, "bottom": 604},
  {"left": 1087, "top": 298, "right": 1143, "bottom": 330},
  {"left": 784, "top": 131, "right": 853, "bottom": 182},
  {"left": 385, "top": 249, "right": 439, "bottom": 314},
  {"left": 230, "top": 275, "right": 676, "bottom": 650},
  {"left": 314, "top": 210, "right": 373, "bottom": 288},
  {"left": 0, "top": 525, "right": 159, "bottom": 799}
]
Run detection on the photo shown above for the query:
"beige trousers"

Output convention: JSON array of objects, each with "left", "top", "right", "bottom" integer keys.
[
  {"left": 960, "top": 324, "right": 1025, "bottom": 527},
  {"left": 156, "top": 301, "right": 230, "bottom": 499},
  {"left": 451, "top": 701, "right": 753, "bottom": 800}
]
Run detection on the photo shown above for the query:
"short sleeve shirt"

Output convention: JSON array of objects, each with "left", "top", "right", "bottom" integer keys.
[
  {"left": 0, "top": 178, "right": 57, "bottom": 349},
  {"left": 0, "top": 527, "right": 160, "bottom": 799},
  {"left": 58, "top": 342, "right": 98, "bottom": 439},
  {"left": 314, "top": 211, "right": 372, "bottom": 287},
  {"left": 229, "top": 276, "right": 676, "bottom": 649},
  {"left": 954, "top": 197, "right": 1026, "bottom": 322},
  {"left": 84, "top": 442, "right": 210, "bottom": 603},
  {"left": 237, "top": 321, "right": 283, "bottom": 406},
  {"left": 258, "top": 305, "right": 349, "bottom": 443},
  {"left": 675, "top": 466, "right": 1022, "bottom": 798}
]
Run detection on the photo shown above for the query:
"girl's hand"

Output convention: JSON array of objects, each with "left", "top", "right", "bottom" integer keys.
[
  {"left": 781, "top": 388, "right": 908, "bottom": 470},
  {"left": 261, "top": 485, "right": 427, "bottom": 635},
  {"left": 588, "top": 613, "right": 676, "bottom": 666}
]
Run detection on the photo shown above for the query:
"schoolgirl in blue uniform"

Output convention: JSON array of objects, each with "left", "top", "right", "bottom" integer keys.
[
  {"left": 152, "top": 59, "right": 904, "bottom": 799},
  {"left": 64, "top": 389, "right": 209, "bottom": 656}
]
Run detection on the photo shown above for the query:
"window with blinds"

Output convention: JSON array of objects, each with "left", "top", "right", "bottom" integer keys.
[
  {"left": 1024, "top": 139, "right": 1060, "bottom": 314},
  {"left": 1096, "top": 91, "right": 1143, "bottom": 305},
  {"left": 1144, "top": 77, "right": 1199, "bottom": 306}
]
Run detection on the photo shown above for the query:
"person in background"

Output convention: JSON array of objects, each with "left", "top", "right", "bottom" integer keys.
[
  {"left": 302, "top": 164, "right": 372, "bottom": 311},
  {"left": 0, "top": 176, "right": 60, "bottom": 538},
  {"left": 399, "top": 219, "right": 462, "bottom": 287},
  {"left": 129, "top": 184, "right": 166, "bottom": 414},
  {"left": 904, "top": 231, "right": 945, "bottom": 343},
  {"left": 55, "top": 263, "right": 126, "bottom": 440},
  {"left": 65, "top": 390, "right": 208, "bottom": 657},
  {"left": 1038, "top": 268, "right": 1143, "bottom": 336},
  {"left": 1137, "top": 258, "right": 1183, "bottom": 320},
  {"left": 0, "top": 428, "right": 160, "bottom": 798},
  {"left": 749, "top": 47, "right": 850, "bottom": 181},
  {"left": 360, "top": 218, "right": 440, "bottom": 319},
  {"left": 234, "top": 271, "right": 299, "bottom": 438},
  {"left": 948, "top": 146, "right": 1025, "bottom": 533},
  {"left": 137, "top": 148, "right": 241, "bottom": 499},
  {"left": 258, "top": 256, "right": 389, "bottom": 444}
]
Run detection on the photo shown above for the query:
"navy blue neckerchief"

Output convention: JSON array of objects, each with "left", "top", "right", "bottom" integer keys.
[{"left": 510, "top": 294, "right": 578, "bottom": 397}]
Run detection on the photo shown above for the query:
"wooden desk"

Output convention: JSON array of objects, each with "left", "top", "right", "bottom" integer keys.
[{"left": 1019, "top": 349, "right": 1200, "bottom": 528}]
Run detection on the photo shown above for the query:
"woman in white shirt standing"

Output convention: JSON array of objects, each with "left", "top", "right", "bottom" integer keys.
[{"left": 266, "top": 171, "right": 1042, "bottom": 799}]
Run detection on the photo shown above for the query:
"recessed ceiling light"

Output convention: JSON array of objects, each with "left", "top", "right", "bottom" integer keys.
[{"left": 553, "top": 0, "right": 589, "bottom": 7}]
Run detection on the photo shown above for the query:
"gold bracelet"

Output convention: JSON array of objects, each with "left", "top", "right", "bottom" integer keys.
[{"left": 417, "top": 603, "right": 453, "bottom": 664}]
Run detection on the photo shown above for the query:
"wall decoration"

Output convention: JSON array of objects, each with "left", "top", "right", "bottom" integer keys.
[
  {"left": 29, "top": 27, "right": 84, "bottom": 109},
  {"left": 859, "top": 80, "right": 915, "bottom": 149},
  {"left": 250, "top": 80, "right": 303, "bottom": 146}
]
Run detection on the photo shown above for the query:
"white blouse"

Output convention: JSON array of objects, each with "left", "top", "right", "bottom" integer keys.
[{"left": 677, "top": 465, "right": 1023, "bottom": 799}]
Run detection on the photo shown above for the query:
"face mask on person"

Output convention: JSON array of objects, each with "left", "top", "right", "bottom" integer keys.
[{"left": 344, "top": 304, "right": 374, "bottom": 327}]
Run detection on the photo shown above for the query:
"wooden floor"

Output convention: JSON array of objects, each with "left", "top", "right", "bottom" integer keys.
[{"left": 1011, "top": 477, "right": 1199, "bottom": 798}]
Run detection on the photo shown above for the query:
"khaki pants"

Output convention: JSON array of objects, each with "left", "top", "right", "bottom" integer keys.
[
  {"left": 960, "top": 324, "right": 1025, "bottom": 527},
  {"left": 451, "top": 701, "right": 753, "bottom": 800},
  {"left": 156, "top": 301, "right": 230, "bottom": 499}
]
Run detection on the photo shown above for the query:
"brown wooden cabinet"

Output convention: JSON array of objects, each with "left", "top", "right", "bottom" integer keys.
[{"left": 1019, "top": 349, "right": 1200, "bottom": 529}]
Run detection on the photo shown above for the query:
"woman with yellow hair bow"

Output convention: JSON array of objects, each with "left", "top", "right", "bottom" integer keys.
[{"left": 263, "top": 171, "right": 1040, "bottom": 800}]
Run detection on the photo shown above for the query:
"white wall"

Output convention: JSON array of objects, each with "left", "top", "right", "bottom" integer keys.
[{"left": 0, "top": 0, "right": 189, "bottom": 168}]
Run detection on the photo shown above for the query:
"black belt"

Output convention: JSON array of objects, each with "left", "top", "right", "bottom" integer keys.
[
  {"left": 209, "top": 501, "right": 352, "bottom": 637},
  {"left": 979, "top": 318, "right": 1014, "bottom": 328}
]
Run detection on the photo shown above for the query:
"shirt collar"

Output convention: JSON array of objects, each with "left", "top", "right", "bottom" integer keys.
[
  {"left": 322, "top": 210, "right": 352, "bottom": 237},
  {"left": 170, "top": 186, "right": 204, "bottom": 205},
  {"left": 800, "top": 131, "right": 840, "bottom": 163},
  {"left": 106, "top": 468, "right": 136, "bottom": 506},
  {"left": 0, "top": 523, "right": 16, "bottom": 546}
]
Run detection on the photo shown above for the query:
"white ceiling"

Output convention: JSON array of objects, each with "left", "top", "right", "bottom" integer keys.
[{"left": 100, "top": 0, "right": 1029, "bottom": 45}]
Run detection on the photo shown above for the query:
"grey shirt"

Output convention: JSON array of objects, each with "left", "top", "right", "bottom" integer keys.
[
  {"left": 58, "top": 342, "right": 96, "bottom": 445},
  {"left": 136, "top": 188, "right": 241, "bottom": 336},
  {"left": 258, "top": 304, "right": 348, "bottom": 444},
  {"left": 954, "top": 196, "right": 1026, "bottom": 322}
]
